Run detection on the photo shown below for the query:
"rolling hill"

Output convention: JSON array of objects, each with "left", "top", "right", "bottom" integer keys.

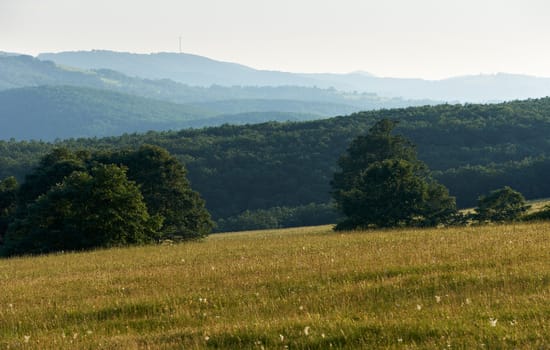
[
  {"left": 0, "top": 55, "right": 440, "bottom": 138},
  {"left": 39, "top": 50, "right": 550, "bottom": 102},
  {"left": 0, "top": 86, "right": 211, "bottom": 140},
  {"left": 2, "top": 98, "right": 550, "bottom": 227},
  {"left": 0, "top": 54, "right": 434, "bottom": 108},
  {"left": 0, "top": 85, "right": 370, "bottom": 140}
]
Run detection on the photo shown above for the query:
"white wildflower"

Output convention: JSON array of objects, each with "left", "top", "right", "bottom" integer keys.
[
  {"left": 279, "top": 334, "right": 284, "bottom": 342},
  {"left": 416, "top": 304, "right": 422, "bottom": 310},
  {"left": 24, "top": 335, "right": 30, "bottom": 343},
  {"left": 304, "top": 326, "right": 310, "bottom": 336},
  {"left": 435, "top": 295, "right": 441, "bottom": 303},
  {"left": 489, "top": 318, "right": 498, "bottom": 327}
]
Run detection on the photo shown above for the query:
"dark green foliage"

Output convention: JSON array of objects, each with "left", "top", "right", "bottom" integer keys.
[
  {"left": 2, "top": 165, "right": 161, "bottom": 256},
  {"left": 0, "top": 176, "right": 18, "bottom": 242},
  {"left": 16, "top": 147, "right": 86, "bottom": 205},
  {"left": 95, "top": 145, "right": 213, "bottom": 239},
  {"left": 216, "top": 203, "right": 341, "bottom": 232},
  {"left": 0, "top": 146, "right": 211, "bottom": 256},
  {"left": 475, "top": 186, "right": 529, "bottom": 223},
  {"left": 332, "top": 120, "right": 456, "bottom": 230}
]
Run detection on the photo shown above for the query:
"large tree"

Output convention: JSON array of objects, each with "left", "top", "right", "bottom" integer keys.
[
  {"left": 2, "top": 164, "right": 161, "bottom": 256},
  {"left": 96, "top": 145, "right": 213, "bottom": 239},
  {"left": 1, "top": 145, "right": 212, "bottom": 256},
  {"left": 331, "top": 119, "right": 456, "bottom": 230}
]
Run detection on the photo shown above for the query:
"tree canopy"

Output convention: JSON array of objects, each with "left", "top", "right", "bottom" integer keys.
[
  {"left": 332, "top": 120, "right": 456, "bottom": 230},
  {"left": 0, "top": 146, "right": 212, "bottom": 256},
  {"left": 475, "top": 186, "right": 529, "bottom": 223}
]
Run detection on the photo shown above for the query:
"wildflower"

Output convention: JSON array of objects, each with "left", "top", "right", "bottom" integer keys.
[
  {"left": 205, "top": 336, "right": 210, "bottom": 341},
  {"left": 397, "top": 338, "right": 403, "bottom": 342},
  {"left": 24, "top": 335, "right": 30, "bottom": 343},
  {"left": 435, "top": 296, "right": 441, "bottom": 303},
  {"left": 416, "top": 304, "right": 422, "bottom": 310},
  {"left": 465, "top": 298, "right": 471, "bottom": 305},
  {"left": 510, "top": 319, "right": 517, "bottom": 326},
  {"left": 304, "top": 326, "right": 311, "bottom": 336},
  {"left": 86, "top": 330, "right": 93, "bottom": 335},
  {"left": 279, "top": 334, "right": 284, "bottom": 342},
  {"left": 489, "top": 318, "right": 498, "bottom": 327},
  {"left": 321, "top": 333, "right": 326, "bottom": 338}
]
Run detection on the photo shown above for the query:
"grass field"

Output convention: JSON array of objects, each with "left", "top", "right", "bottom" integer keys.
[{"left": 0, "top": 223, "right": 549, "bottom": 349}]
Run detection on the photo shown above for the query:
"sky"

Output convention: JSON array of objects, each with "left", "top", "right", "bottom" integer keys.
[{"left": 1, "top": 0, "right": 550, "bottom": 80}]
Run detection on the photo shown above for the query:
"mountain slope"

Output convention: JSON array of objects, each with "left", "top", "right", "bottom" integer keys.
[
  {"left": 1, "top": 55, "right": 434, "bottom": 110},
  {"left": 0, "top": 86, "right": 212, "bottom": 140},
  {"left": 3, "top": 97, "right": 550, "bottom": 221},
  {"left": 39, "top": 50, "right": 550, "bottom": 102},
  {"left": 38, "top": 50, "right": 326, "bottom": 87},
  {"left": 0, "top": 85, "right": 376, "bottom": 140}
]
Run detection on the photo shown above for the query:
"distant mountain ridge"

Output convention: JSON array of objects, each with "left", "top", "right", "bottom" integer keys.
[
  {"left": 0, "top": 55, "right": 441, "bottom": 140},
  {"left": 38, "top": 50, "right": 550, "bottom": 102},
  {"left": 0, "top": 54, "right": 434, "bottom": 107}
]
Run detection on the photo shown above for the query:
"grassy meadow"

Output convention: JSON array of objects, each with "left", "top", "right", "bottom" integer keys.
[{"left": 0, "top": 223, "right": 549, "bottom": 349}]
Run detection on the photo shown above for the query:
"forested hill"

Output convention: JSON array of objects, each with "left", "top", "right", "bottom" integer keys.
[
  {"left": 0, "top": 86, "right": 210, "bottom": 140},
  {"left": 2, "top": 98, "right": 550, "bottom": 224},
  {"left": 0, "top": 55, "right": 435, "bottom": 107}
]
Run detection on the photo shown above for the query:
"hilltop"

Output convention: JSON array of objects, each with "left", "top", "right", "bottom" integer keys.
[{"left": 39, "top": 50, "right": 550, "bottom": 102}]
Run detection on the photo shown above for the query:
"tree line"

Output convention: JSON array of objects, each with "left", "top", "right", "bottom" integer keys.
[
  {"left": 2, "top": 98, "right": 550, "bottom": 230},
  {"left": 2, "top": 120, "right": 549, "bottom": 256}
]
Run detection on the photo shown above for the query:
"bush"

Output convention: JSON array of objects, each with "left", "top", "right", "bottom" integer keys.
[
  {"left": 215, "top": 203, "right": 341, "bottom": 232},
  {"left": 475, "top": 186, "right": 529, "bottom": 223},
  {"left": 523, "top": 205, "right": 550, "bottom": 221}
]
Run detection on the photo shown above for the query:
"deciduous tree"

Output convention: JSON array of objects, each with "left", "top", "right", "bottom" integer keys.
[{"left": 331, "top": 119, "right": 456, "bottom": 230}]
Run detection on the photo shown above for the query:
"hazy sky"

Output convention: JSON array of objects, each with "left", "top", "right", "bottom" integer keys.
[{"left": 1, "top": 0, "right": 549, "bottom": 79}]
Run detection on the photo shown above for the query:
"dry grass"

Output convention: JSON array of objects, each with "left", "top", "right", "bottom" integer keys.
[{"left": 0, "top": 223, "right": 549, "bottom": 349}]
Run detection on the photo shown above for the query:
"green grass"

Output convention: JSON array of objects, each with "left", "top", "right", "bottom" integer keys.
[{"left": 0, "top": 223, "right": 549, "bottom": 349}]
